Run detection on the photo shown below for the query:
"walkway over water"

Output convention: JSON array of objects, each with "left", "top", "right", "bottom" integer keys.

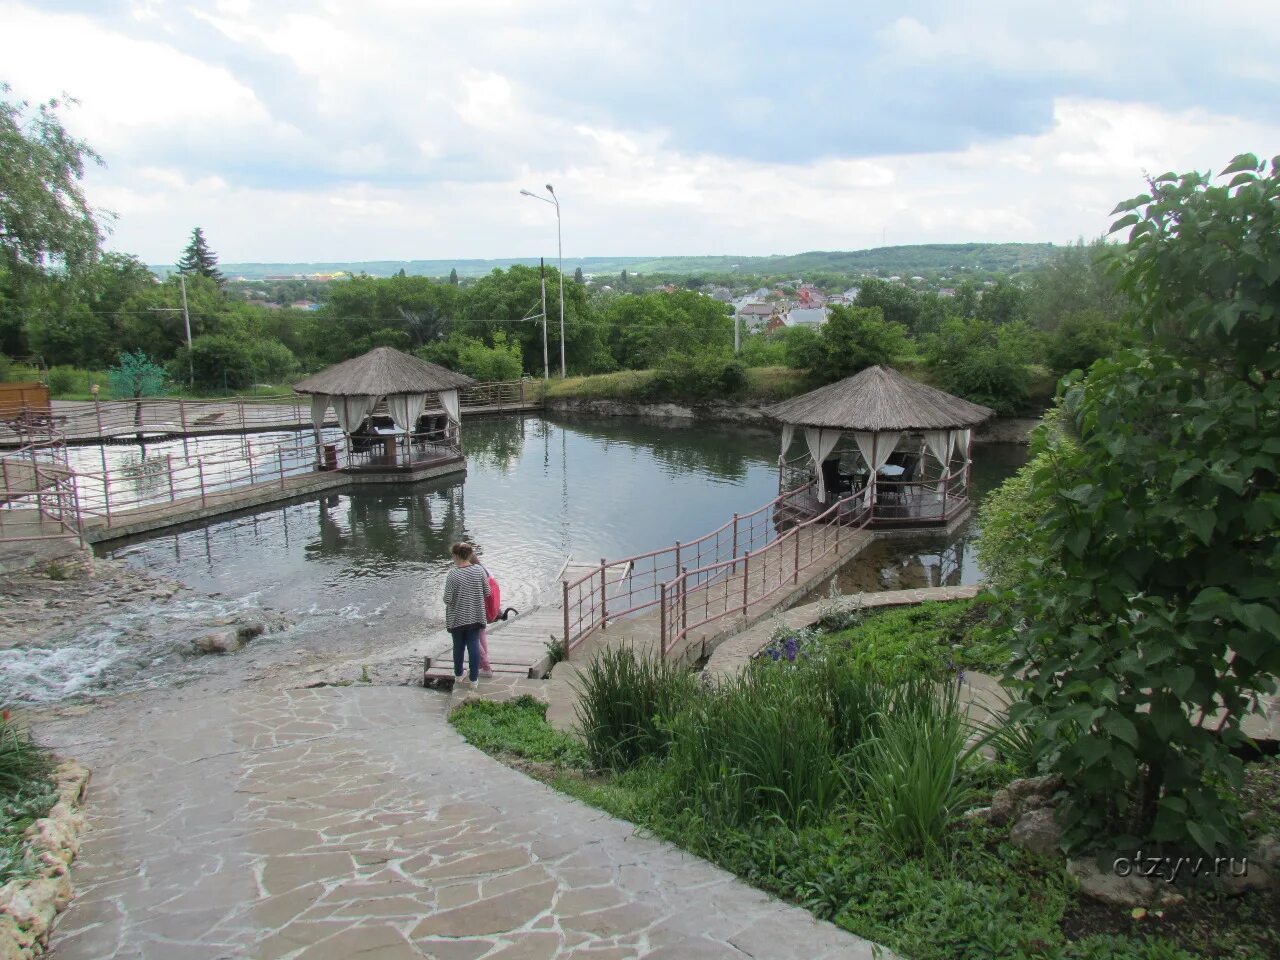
[
  {"left": 0, "top": 379, "right": 538, "bottom": 448},
  {"left": 426, "top": 486, "right": 880, "bottom": 681}
]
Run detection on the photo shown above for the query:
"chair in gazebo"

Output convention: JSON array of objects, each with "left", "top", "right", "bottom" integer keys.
[{"left": 764, "top": 365, "right": 994, "bottom": 528}]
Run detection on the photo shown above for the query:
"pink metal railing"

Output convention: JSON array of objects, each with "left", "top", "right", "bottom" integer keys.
[
  {"left": 659, "top": 492, "right": 872, "bottom": 657},
  {"left": 0, "top": 378, "right": 535, "bottom": 446},
  {"left": 559, "top": 481, "right": 819, "bottom": 657},
  {"left": 69, "top": 433, "right": 349, "bottom": 528},
  {"left": 0, "top": 433, "right": 86, "bottom": 548}
]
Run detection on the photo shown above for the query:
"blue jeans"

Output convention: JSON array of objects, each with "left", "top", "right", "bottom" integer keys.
[{"left": 451, "top": 625, "right": 482, "bottom": 682}]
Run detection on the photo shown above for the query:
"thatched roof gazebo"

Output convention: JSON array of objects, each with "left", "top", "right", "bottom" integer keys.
[
  {"left": 764, "top": 365, "right": 994, "bottom": 526},
  {"left": 293, "top": 347, "right": 476, "bottom": 472}
]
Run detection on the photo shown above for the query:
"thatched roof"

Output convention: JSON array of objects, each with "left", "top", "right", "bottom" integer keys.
[
  {"left": 292, "top": 347, "right": 476, "bottom": 396},
  {"left": 763, "top": 365, "right": 994, "bottom": 431}
]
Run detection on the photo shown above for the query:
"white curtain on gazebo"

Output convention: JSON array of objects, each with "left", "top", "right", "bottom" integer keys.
[
  {"left": 852, "top": 430, "right": 902, "bottom": 506},
  {"left": 387, "top": 393, "right": 429, "bottom": 433},
  {"left": 923, "top": 430, "right": 953, "bottom": 468},
  {"left": 956, "top": 428, "right": 971, "bottom": 461},
  {"left": 779, "top": 424, "right": 795, "bottom": 464},
  {"left": 805, "top": 427, "right": 842, "bottom": 502},
  {"left": 309, "top": 394, "right": 330, "bottom": 432},
  {"left": 333, "top": 395, "right": 377, "bottom": 435},
  {"left": 439, "top": 389, "right": 461, "bottom": 424}
]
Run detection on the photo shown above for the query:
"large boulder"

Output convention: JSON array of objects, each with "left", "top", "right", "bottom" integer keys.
[
  {"left": 987, "top": 774, "right": 1064, "bottom": 826},
  {"left": 194, "top": 629, "right": 242, "bottom": 654},
  {"left": 1067, "top": 859, "right": 1185, "bottom": 909},
  {"left": 1010, "top": 807, "right": 1063, "bottom": 857}
]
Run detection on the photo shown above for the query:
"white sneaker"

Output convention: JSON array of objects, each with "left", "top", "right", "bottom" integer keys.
[{"left": 479, "top": 668, "right": 494, "bottom": 679}]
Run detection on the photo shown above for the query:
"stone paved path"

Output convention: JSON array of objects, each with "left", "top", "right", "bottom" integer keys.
[{"left": 45, "top": 683, "right": 886, "bottom": 960}]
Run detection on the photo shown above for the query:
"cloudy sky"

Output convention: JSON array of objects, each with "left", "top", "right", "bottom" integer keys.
[{"left": 3, "top": 1, "right": 1278, "bottom": 264}]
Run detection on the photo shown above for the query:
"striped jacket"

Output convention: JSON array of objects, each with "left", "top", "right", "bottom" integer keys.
[{"left": 444, "top": 563, "right": 491, "bottom": 630}]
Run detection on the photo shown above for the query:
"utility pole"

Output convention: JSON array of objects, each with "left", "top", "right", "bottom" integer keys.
[
  {"left": 734, "top": 311, "right": 741, "bottom": 355},
  {"left": 179, "top": 274, "right": 193, "bottom": 388},
  {"left": 540, "top": 258, "right": 550, "bottom": 382}
]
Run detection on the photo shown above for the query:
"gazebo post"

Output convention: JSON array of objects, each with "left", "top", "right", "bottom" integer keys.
[{"left": 870, "top": 432, "right": 878, "bottom": 519}]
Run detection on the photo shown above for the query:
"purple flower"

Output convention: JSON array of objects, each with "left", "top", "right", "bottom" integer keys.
[{"left": 769, "top": 647, "right": 782, "bottom": 661}]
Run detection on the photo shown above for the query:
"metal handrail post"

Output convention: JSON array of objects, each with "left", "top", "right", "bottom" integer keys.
[
  {"left": 278, "top": 448, "right": 286, "bottom": 489},
  {"left": 562, "top": 580, "right": 571, "bottom": 661},
  {"left": 793, "top": 529, "right": 800, "bottom": 584},
  {"left": 167, "top": 455, "right": 175, "bottom": 502},
  {"left": 731, "top": 513, "right": 739, "bottom": 559},
  {"left": 659, "top": 582, "right": 667, "bottom": 657},
  {"left": 197, "top": 460, "right": 207, "bottom": 508},
  {"left": 599, "top": 559, "right": 608, "bottom": 631},
  {"left": 742, "top": 550, "right": 751, "bottom": 614},
  {"left": 680, "top": 566, "right": 688, "bottom": 640}
]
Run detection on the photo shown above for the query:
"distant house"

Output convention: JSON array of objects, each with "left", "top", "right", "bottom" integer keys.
[
  {"left": 290, "top": 300, "right": 320, "bottom": 311},
  {"left": 842, "top": 286, "right": 860, "bottom": 301},
  {"left": 738, "top": 302, "right": 780, "bottom": 331},
  {"left": 785, "top": 306, "right": 829, "bottom": 328},
  {"left": 765, "top": 313, "right": 787, "bottom": 334}
]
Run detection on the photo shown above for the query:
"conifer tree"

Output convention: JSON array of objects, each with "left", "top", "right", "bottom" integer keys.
[
  {"left": 573, "top": 266, "right": 584, "bottom": 284},
  {"left": 177, "top": 227, "right": 224, "bottom": 283},
  {"left": 448, "top": 268, "right": 459, "bottom": 285}
]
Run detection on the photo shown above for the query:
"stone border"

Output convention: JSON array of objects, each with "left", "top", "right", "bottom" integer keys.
[{"left": 0, "top": 760, "right": 91, "bottom": 960}]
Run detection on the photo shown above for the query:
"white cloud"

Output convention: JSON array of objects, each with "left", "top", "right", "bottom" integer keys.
[{"left": 3, "top": 1, "right": 1279, "bottom": 263}]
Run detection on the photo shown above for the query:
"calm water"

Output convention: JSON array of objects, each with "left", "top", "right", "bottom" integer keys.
[
  {"left": 103, "top": 418, "right": 1026, "bottom": 623},
  {"left": 2, "top": 416, "right": 1023, "bottom": 703},
  {"left": 101, "top": 416, "right": 787, "bottom": 631}
]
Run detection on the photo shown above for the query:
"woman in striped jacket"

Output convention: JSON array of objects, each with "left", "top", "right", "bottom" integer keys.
[{"left": 444, "top": 542, "right": 491, "bottom": 684}]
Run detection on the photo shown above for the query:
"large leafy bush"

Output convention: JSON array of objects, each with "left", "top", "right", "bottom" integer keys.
[{"left": 1000, "top": 154, "right": 1280, "bottom": 854}]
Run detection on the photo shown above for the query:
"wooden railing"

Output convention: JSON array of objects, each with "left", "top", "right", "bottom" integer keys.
[
  {"left": 559, "top": 482, "right": 820, "bottom": 658},
  {"left": 0, "top": 434, "right": 86, "bottom": 548},
  {"left": 659, "top": 493, "right": 871, "bottom": 657}
]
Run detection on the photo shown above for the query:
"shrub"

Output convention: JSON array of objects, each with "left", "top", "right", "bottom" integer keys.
[
  {"left": 664, "top": 664, "right": 845, "bottom": 829},
  {"left": 1003, "top": 155, "right": 1280, "bottom": 855},
  {"left": 737, "top": 334, "right": 786, "bottom": 367},
  {"left": 44, "top": 365, "right": 81, "bottom": 395},
  {"left": 856, "top": 678, "right": 979, "bottom": 856},
  {"left": 572, "top": 646, "right": 699, "bottom": 771},
  {"left": 1046, "top": 310, "right": 1126, "bottom": 375},
  {"left": 647, "top": 352, "right": 746, "bottom": 400}
]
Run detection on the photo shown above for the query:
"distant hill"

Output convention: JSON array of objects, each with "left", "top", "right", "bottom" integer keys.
[{"left": 157, "top": 243, "right": 1060, "bottom": 281}]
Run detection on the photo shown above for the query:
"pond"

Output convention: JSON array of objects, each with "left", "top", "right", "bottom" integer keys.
[{"left": 3, "top": 415, "right": 1025, "bottom": 703}]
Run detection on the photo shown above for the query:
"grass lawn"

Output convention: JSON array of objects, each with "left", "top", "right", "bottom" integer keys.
[{"left": 450, "top": 603, "right": 1280, "bottom": 960}]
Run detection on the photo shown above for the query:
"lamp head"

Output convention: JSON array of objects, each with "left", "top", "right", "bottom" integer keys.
[
  {"left": 545, "top": 183, "right": 555, "bottom": 194},
  {"left": 519, "top": 189, "right": 535, "bottom": 197}
]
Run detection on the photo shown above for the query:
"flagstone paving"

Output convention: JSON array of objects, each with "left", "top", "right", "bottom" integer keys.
[{"left": 44, "top": 683, "right": 887, "bottom": 959}]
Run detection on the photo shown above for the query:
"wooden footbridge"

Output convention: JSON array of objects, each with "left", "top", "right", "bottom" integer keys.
[{"left": 423, "top": 485, "right": 877, "bottom": 681}]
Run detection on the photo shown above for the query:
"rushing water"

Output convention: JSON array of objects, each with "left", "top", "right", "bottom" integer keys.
[{"left": 3, "top": 416, "right": 1024, "bottom": 703}]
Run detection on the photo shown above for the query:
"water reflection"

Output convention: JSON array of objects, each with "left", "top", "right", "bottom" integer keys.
[{"left": 823, "top": 443, "right": 1027, "bottom": 593}]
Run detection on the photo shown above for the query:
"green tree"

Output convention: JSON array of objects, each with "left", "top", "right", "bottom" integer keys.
[
  {"left": 811, "top": 305, "right": 908, "bottom": 382},
  {"left": 448, "top": 268, "right": 459, "bottom": 285},
  {"left": 573, "top": 266, "right": 584, "bottom": 284},
  {"left": 1001, "top": 154, "right": 1280, "bottom": 855},
  {"left": 0, "top": 85, "right": 102, "bottom": 276},
  {"left": 1024, "top": 238, "right": 1126, "bottom": 333},
  {"left": 924, "top": 318, "right": 1030, "bottom": 414},
  {"left": 855, "top": 278, "right": 922, "bottom": 330},
  {"left": 975, "top": 278, "right": 1027, "bottom": 326},
  {"left": 108, "top": 348, "right": 167, "bottom": 432},
  {"left": 1045, "top": 310, "right": 1128, "bottom": 375},
  {"left": 177, "top": 227, "right": 224, "bottom": 284}
]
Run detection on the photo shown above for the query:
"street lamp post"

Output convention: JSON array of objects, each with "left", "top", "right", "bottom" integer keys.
[{"left": 520, "top": 185, "right": 566, "bottom": 377}]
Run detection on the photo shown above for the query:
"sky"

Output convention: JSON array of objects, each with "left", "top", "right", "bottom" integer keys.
[{"left": 3, "top": 0, "right": 1279, "bottom": 265}]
